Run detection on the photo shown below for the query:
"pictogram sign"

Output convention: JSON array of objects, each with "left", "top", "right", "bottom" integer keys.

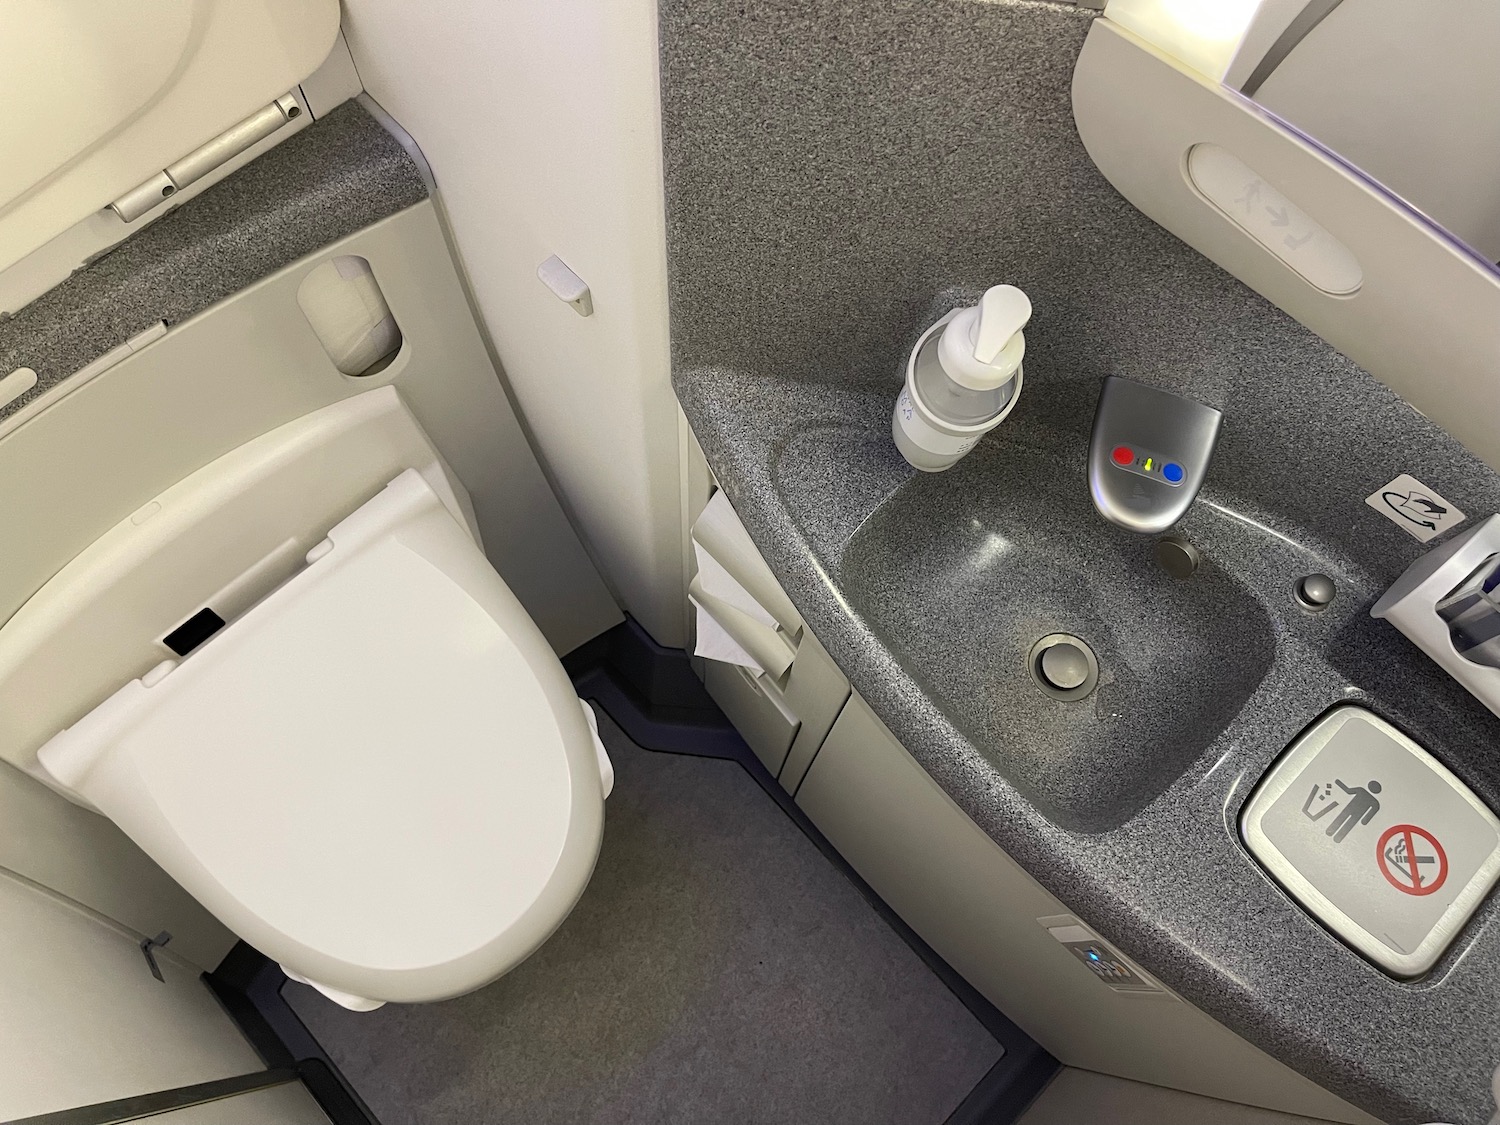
[{"left": 1377, "top": 824, "right": 1448, "bottom": 896}]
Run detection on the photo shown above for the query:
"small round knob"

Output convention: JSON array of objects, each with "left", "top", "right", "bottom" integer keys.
[
  {"left": 1154, "top": 535, "right": 1200, "bottom": 580},
  {"left": 1297, "top": 573, "right": 1336, "bottom": 610},
  {"left": 1040, "top": 642, "right": 1091, "bottom": 691}
]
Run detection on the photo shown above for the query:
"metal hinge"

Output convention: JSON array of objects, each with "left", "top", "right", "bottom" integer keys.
[{"left": 109, "top": 92, "right": 306, "bottom": 223}]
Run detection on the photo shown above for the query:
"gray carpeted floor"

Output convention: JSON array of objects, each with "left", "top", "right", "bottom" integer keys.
[{"left": 286, "top": 708, "right": 1000, "bottom": 1125}]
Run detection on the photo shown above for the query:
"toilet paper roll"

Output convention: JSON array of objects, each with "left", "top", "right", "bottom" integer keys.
[{"left": 282, "top": 965, "right": 385, "bottom": 1012}]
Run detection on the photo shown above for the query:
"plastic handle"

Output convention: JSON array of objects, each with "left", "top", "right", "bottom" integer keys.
[{"left": 973, "top": 285, "right": 1033, "bottom": 364}]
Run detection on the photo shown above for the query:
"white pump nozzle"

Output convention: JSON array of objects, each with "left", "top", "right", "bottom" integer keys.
[
  {"left": 937, "top": 283, "right": 1033, "bottom": 391},
  {"left": 972, "top": 285, "right": 1032, "bottom": 364}
]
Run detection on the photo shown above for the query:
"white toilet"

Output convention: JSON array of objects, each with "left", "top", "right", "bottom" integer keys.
[{"left": 0, "top": 389, "right": 612, "bottom": 1011}]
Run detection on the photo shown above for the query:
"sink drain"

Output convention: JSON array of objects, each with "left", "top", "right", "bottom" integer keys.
[{"left": 1028, "top": 634, "right": 1100, "bottom": 701}]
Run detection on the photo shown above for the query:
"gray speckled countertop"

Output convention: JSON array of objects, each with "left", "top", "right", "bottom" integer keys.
[
  {"left": 0, "top": 100, "right": 427, "bottom": 420},
  {"left": 662, "top": 0, "right": 1500, "bottom": 1120},
  {"left": 675, "top": 368, "right": 1500, "bottom": 1125}
]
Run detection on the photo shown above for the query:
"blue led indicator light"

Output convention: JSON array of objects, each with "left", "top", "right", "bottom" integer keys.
[{"left": 1162, "top": 462, "right": 1185, "bottom": 484}]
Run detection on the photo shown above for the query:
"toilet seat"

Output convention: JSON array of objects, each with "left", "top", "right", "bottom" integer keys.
[{"left": 38, "top": 469, "right": 607, "bottom": 1006}]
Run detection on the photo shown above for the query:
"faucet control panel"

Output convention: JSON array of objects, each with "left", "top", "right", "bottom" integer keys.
[
  {"left": 1088, "top": 377, "right": 1222, "bottom": 533},
  {"left": 1107, "top": 442, "right": 1186, "bottom": 486}
]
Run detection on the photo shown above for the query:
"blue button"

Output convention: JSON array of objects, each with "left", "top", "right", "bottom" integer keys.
[{"left": 1162, "top": 462, "right": 1185, "bottom": 484}]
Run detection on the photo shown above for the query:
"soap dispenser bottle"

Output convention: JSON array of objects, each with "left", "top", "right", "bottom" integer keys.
[{"left": 892, "top": 285, "right": 1032, "bottom": 472}]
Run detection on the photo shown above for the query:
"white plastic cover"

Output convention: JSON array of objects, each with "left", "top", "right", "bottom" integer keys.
[
  {"left": 0, "top": 387, "right": 476, "bottom": 779},
  {"left": 38, "top": 470, "right": 606, "bottom": 1004},
  {"left": 0, "top": 0, "right": 339, "bottom": 271}
]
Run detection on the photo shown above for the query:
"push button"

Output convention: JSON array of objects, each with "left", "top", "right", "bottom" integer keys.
[
  {"left": 1108, "top": 443, "right": 1187, "bottom": 487},
  {"left": 1241, "top": 706, "right": 1500, "bottom": 976}
]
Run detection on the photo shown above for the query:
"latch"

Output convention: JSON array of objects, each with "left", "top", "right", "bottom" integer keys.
[
  {"left": 536, "top": 255, "right": 594, "bottom": 317},
  {"left": 140, "top": 930, "right": 173, "bottom": 982}
]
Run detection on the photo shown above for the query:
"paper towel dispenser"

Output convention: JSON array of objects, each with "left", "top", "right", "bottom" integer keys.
[
  {"left": 690, "top": 490, "right": 802, "bottom": 678},
  {"left": 689, "top": 491, "right": 849, "bottom": 788}
]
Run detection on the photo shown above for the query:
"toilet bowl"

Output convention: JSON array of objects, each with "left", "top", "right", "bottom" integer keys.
[{"left": 1, "top": 390, "right": 612, "bottom": 1010}]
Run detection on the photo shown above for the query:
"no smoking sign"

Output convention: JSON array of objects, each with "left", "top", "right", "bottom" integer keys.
[{"left": 1378, "top": 824, "right": 1449, "bottom": 896}]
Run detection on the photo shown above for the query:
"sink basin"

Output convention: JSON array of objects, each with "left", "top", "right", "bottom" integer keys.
[{"left": 838, "top": 430, "right": 1276, "bottom": 832}]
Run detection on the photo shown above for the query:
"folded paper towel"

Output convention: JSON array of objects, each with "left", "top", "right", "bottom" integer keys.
[
  {"left": 690, "top": 492, "right": 797, "bottom": 678},
  {"left": 694, "top": 539, "right": 779, "bottom": 630},
  {"left": 692, "top": 595, "right": 765, "bottom": 672},
  {"left": 690, "top": 575, "right": 794, "bottom": 678}
]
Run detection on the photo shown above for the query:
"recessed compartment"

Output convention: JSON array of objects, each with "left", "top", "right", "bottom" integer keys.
[
  {"left": 704, "top": 661, "right": 801, "bottom": 774},
  {"left": 1186, "top": 144, "right": 1363, "bottom": 296}
]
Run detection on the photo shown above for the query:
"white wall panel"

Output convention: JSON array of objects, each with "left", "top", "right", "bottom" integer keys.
[
  {"left": 1252, "top": 0, "right": 1500, "bottom": 261},
  {"left": 0, "top": 871, "right": 267, "bottom": 1120},
  {"left": 0, "top": 760, "right": 235, "bottom": 971},
  {"left": 340, "top": 0, "right": 686, "bottom": 646}
]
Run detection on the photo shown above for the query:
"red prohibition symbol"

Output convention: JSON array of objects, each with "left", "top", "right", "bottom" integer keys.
[{"left": 1377, "top": 824, "right": 1448, "bottom": 897}]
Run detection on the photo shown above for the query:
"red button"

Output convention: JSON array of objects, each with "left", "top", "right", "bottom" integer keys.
[{"left": 1111, "top": 445, "right": 1134, "bottom": 466}]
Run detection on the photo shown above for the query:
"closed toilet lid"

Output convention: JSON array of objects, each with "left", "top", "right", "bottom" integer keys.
[{"left": 39, "top": 470, "right": 606, "bottom": 1003}]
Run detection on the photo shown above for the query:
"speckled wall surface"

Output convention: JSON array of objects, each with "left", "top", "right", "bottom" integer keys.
[
  {"left": 0, "top": 102, "right": 427, "bottom": 421},
  {"left": 659, "top": 0, "right": 1500, "bottom": 581},
  {"left": 663, "top": 0, "right": 1099, "bottom": 382}
]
